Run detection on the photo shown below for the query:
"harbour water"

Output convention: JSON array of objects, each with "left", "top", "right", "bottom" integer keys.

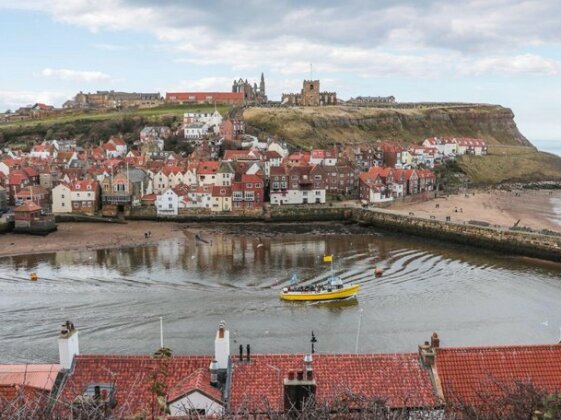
[{"left": 1, "top": 223, "right": 561, "bottom": 363}]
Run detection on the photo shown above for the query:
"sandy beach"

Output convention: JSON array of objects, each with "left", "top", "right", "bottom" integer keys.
[
  {"left": 0, "top": 221, "right": 185, "bottom": 258},
  {"left": 0, "top": 190, "right": 559, "bottom": 258},
  {"left": 390, "top": 189, "right": 561, "bottom": 233}
]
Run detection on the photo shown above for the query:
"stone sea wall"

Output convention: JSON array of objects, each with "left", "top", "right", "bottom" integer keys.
[{"left": 352, "top": 209, "right": 561, "bottom": 262}]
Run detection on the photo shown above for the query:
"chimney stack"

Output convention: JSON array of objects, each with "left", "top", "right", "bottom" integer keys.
[
  {"left": 214, "top": 321, "right": 230, "bottom": 370},
  {"left": 284, "top": 358, "right": 317, "bottom": 413},
  {"left": 419, "top": 333, "right": 440, "bottom": 368},
  {"left": 246, "top": 344, "right": 251, "bottom": 362},
  {"left": 58, "top": 320, "right": 79, "bottom": 370}
]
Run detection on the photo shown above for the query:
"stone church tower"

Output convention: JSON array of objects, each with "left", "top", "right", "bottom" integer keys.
[{"left": 302, "top": 80, "right": 320, "bottom": 106}]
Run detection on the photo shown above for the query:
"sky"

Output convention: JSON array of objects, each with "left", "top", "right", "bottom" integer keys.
[{"left": 1, "top": 0, "right": 561, "bottom": 141}]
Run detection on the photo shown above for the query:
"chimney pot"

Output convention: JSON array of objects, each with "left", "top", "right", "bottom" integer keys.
[
  {"left": 297, "top": 370, "right": 304, "bottom": 381},
  {"left": 239, "top": 344, "right": 243, "bottom": 361},
  {"left": 306, "top": 370, "right": 313, "bottom": 380},
  {"left": 218, "top": 321, "right": 225, "bottom": 339},
  {"left": 246, "top": 344, "right": 251, "bottom": 362},
  {"left": 431, "top": 332, "right": 440, "bottom": 348},
  {"left": 210, "top": 359, "right": 219, "bottom": 386},
  {"left": 288, "top": 371, "right": 295, "bottom": 380}
]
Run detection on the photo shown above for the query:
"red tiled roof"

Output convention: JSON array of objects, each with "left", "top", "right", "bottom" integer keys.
[
  {"left": 15, "top": 185, "right": 49, "bottom": 197},
  {"left": 71, "top": 179, "right": 98, "bottom": 192},
  {"left": 110, "top": 136, "right": 126, "bottom": 146},
  {"left": 22, "top": 167, "right": 39, "bottom": 177},
  {"left": 270, "top": 166, "right": 288, "bottom": 176},
  {"left": 241, "top": 174, "right": 263, "bottom": 184},
  {"left": 14, "top": 201, "right": 42, "bottom": 212},
  {"left": 230, "top": 353, "right": 437, "bottom": 413},
  {"left": 58, "top": 355, "right": 215, "bottom": 418},
  {"left": 211, "top": 186, "right": 232, "bottom": 197},
  {"left": 197, "top": 161, "right": 219, "bottom": 175},
  {"left": 0, "top": 364, "right": 61, "bottom": 391},
  {"left": 265, "top": 150, "right": 282, "bottom": 159},
  {"left": 168, "top": 368, "right": 222, "bottom": 403},
  {"left": 141, "top": 194, "right": 156, "bottom": 201},
  {"left": 161, "top": 166, "right": 183, "bottom": 176},
  {"left": 436, "top": 344, "right": 561, "bottom": 406},
  {"left": 7, "top": 171, "right": 29, "bottom": 185},
  {"left": 223, "top": 150, "right": 260, "bottom": 161},
  {"left": 171, "top": 183, "right": 190, "bottom": 196}
]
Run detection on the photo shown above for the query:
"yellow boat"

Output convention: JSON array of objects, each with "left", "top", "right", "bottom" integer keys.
[{"left": 280, "top": 277, "right": 360, "bottom": 301}]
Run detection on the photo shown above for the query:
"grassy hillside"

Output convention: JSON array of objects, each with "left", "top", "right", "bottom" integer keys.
[
  {"left": 0, "top": 104, "right": 233, "bottom": 149},
  {"left": 243, "top": 104, "right": 530, "bottom": 148},
  {"left": 458, "top": 146, "right": 561, "bottom": 184},
  {"left": 0, "top": 104, "right": 232, "bottom": 129}
]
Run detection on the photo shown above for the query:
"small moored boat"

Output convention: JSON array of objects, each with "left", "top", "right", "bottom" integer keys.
[{"left": 280, "top": 275, "right": 359, "bottom": 302}]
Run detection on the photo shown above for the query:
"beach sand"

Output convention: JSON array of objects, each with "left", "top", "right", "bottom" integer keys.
[
  {"left": 1, "top": 190, "right": 560, "bottom": 258},
  {"left": 390, "top": 189, "right": 561, "bottom": 233},
  {"left": 0, "top": 221, "right": 185, "bottom": 258}
]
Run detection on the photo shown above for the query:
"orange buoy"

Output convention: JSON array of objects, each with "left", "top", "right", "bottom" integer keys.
[
  {"left": 374, "top": 267, "right": 383, "bottom": 277},
  {"left": 30, "top": 272, "right": 38, "bottom": 281}
]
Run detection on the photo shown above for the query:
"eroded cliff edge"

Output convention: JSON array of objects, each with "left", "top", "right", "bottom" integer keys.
[{"left": 243, "top": 104, "right": 531, "bottom": 148}]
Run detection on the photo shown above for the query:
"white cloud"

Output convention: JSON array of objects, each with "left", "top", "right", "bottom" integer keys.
[
  {"left": 170, "top": 77, "right": 235, "bottom": 92},
  {"left": 461, "top": 54, "right": 561, "bottom": 76},
  {"left": 40, "top": 68, "right": 111, "bottom": 82},
  {"left": 0, "top": 90, "right": 70, "bottom": 111}
]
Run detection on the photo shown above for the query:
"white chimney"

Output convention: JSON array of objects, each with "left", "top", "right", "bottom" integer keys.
[
  {"left": 58, "top": 320, "right": 79, "bottom": 370},
  {"left": 214, "top": 321, "right": 230, "bottom": 370}
]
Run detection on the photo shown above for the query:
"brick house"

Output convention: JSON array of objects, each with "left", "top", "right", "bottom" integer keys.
[
  {"left": 231, "top": 174, "right": 264, "bottom": 210},
  {"left": 219, "top": 118, "right": 245, "bottom": 141},
  {"left": 270, "top": 165, "right": 326, "bottom": 205}
]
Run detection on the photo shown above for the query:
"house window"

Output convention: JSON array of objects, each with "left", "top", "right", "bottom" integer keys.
[
  {"left": 245, "top": 191, "right": 254, "bottom": 201},
  {"left": 61, "top": 202, "right": 65, "bottom": 207},
  {"left": 255, "top": 183, "right": 261, "bottom": 188},
  {"left": 61, "top": 194, "right": 65, "bottom": 199},
  {"left": 246, "top": 183, "right": 253, "bottom": 188},
  {"left": 233, "top": 191, "right": 243, "bottom": 201}
]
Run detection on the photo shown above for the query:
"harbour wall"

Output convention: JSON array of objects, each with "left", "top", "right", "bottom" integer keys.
[
  {"left": 352, "top": 209, "right": 561, "bottom": 262},
  {"left": 54, "top": 205, "right": 561, "bottom": 262}
]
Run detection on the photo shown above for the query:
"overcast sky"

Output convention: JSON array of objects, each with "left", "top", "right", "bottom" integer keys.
[{"left": 1, "top": 0, "right": 561, "bottom": 140}]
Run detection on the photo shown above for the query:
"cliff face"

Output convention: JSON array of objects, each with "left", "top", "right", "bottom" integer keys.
[{"left": 243, "top": 104, "right": 531, "bottom": 148}]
